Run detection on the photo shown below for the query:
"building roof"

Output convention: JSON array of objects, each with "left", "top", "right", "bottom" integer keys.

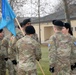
[{"left": 31, "top": 4, "right": 76, "bottom": 23}]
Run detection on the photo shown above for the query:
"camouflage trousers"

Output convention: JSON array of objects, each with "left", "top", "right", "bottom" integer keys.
[
  {"left": 17, "top": 68, "right": 37, "bottom": 75},
  {"left": 51, "top": 71, "right": 71, "bottom": 75},
  {"left": 71, "top": 69, "right": 76, "bottom": 75},
  {"left": 0, "top": 61, "right": 6, "bottom": 75},
  {"left": 6, "top": 59, "right": 17, "bottom": 75}
]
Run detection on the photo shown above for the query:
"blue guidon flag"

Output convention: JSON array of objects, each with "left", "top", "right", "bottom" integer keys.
[{"left": 0, "top": 0, "right": 16, "bottom": 36}]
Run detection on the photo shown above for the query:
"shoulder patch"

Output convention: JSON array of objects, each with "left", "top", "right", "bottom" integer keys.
[
  {"left": 48, "top": 44, "right": 51, "bottom": 47},
  {"left": 74, "top": 42, "right": 76, "bottom": 45}
]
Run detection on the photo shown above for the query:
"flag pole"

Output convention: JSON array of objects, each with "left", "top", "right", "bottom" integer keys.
[
  {"left": 37, "top": 61, "right": 46, "bottom": 75},
  {"left": 15, "top": 17, "right": 45, "bottom": 75},
  {"left": 15, "top": 18, "right": 25, "bottom": 36}
]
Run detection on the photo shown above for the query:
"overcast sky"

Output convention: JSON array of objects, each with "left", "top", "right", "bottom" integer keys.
[{"left": 14, "top": 0, "right": 60, "bottom": 17}]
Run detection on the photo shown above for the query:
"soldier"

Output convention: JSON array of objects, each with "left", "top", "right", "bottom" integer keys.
[
  {"left": 6, "top": 22, "right": 24, "bottom": 75},
  {"left": 15, "top": 25, "right": 41, "bottom": 75},
  {"left": 48, "top": 20, "right": 72, "bottom": 75},
  {"left": 0, "top": 29, "right": 9, "bottom": 75},
  {"left": 22, "top": 18, "right": 39, "bottom": 42},
  {"left": 62, "top": 23, "right": 76, "bottom": 75}
]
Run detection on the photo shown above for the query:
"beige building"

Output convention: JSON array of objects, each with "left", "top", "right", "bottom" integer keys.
[
  {"left": 32, "top": 20, "right": 76, "bottom": 43},
  {"left": 3, "top": 4, "right": 76, "bottom": 43},
  {"left": 31, "top": 9, "right": 76, "bottom": 43}
]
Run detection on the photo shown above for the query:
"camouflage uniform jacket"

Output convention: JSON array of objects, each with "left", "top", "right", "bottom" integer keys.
[
  {"left": 15, "top": 35, "right": 41, "bottom": 71},
  {"left": 48, "top": 32, "right": 72, "bottom": 75},
  {"left": 64, "top": 34, "right": 76, "bottom": 64},
  {"left": 64, "top": 34, "right": 76, "bottom": 75},
  {"left": 32, "top": 33, "right": 38, "bottom": 42},
  {"left": 8, "top": 28, "right": 24, "bottom": 60},
  {"left": 0, "top": 37, "right": 8, "bottom": 64}
]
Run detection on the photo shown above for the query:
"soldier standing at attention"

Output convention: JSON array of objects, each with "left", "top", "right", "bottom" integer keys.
[
  {"left": 62, "top": 23, "right": 76, "bottom": 75},
  {"left": 0, "top": 29, "right": 9, "bottom": 75},
  {"left": 15, "top": 25, "right": 41, "bottom": 75},
  {"left": 48, "top": 20, "right": 72, "bottom": 75}
]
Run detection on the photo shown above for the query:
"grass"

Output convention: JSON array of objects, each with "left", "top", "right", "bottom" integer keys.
[
  {"left": 6, "top": 45, "right": 51, "bottom": 75},
  {"left": 37, "top": 45, "right": 51, "bottom": 75}
]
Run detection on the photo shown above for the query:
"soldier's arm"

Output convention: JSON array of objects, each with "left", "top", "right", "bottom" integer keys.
[
  {"left": 2, "top": 38, "right": 9, "bottom": 59},
  {"left": 71, "top": 37, "right": 76, "bottom": 66},
  {"left": 34, "top": 41, "right": 42, "bottom": 61},
  {"left": 48, "top": 36, "right": 56, "bottom": 67}
]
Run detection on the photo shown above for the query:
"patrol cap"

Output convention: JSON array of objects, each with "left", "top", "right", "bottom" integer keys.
[
  {"left": 23, "top": 18, "right": 31, "bottom": 25},
  {"left": 52, "top": 20, "right": 64, "bottom": 27},
  {"left": 25, "top": 25, "right": 35, "bottom": 34},
  {"left": 0, "top": 29, "right": 3, "bottom": 33}
]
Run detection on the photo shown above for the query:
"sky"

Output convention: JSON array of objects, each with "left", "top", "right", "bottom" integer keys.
[
  {"left": 14, "top": 0, "right": 60, "bottom": 17},
  {"left": 0, "top": 0, "right": 60, "bottom": 17}
]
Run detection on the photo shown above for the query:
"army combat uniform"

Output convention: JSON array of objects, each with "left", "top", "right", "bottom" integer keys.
[
  {"left": 0, "top": 37, "right": 9, "bottom": 75},
  {"left": 7, "top": 28, "right": 24, "bottom": 75},
  {"left": 48, "top": 31, "right": 73, "bottom": 75},
  {"left": 65, "top": 34, "right": 76, "bottom": 75},
  {"left": 15, "top": 35, "right": 41, "bottom": 75}
]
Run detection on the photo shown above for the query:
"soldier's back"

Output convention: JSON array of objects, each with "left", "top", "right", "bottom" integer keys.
[
  {"left": 49, "top": 32, "right": 72, "bottom": 75},
  {"left": 16, "top": 35, "right": 39, "bottom": 71}
]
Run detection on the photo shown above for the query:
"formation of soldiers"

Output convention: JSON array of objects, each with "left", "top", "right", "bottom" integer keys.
[
  {"left": 0, "top": 19, "right": 76, "bottom": 75},
  {"left": 0, "top": 18, "right": 41, "bottom": 75}
]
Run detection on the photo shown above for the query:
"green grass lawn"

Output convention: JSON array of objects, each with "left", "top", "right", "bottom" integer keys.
[
  {"left": 37, "top": 45, "right": 51, "bottom": 75},
  {"left": 6, "top": 45, "right": 51, "bottom": 75}
]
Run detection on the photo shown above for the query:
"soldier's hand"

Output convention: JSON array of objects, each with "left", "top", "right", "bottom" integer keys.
[
  {"left": 12, "top": 60, "right": 17, "bottom": 65},
  {"left": 4, "top": 58, "right": 8, "bottom": 61},
  {"left": 49, "top": 67, "right": 54, "bottom": 73},
  {"left": 71, "top": 64, "right": 75, "bottom": 70},
  {"left": 74, "top": 63, "right": 76, "bottom": 68},
  {"left": 36, "top": 58, "right": 39, "bottom": 61}
]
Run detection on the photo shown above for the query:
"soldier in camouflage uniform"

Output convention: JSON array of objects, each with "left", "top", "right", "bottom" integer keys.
[
  {"left": 48, "top": 20, "right": 73, "bottom": 75},
  {"left": 22, "top": 18, "right": 39, "bottom": 42},
  {"left": 15, "top": 26, "right": 41, "bottom": 75},
  {"left": 6, "top": 23, "right": 24, "bottom": 75},
  {"left": 62, "top": 23, "right": 76, "bottom": 75},
  {"left": 0, "top": 29, "right": 9, "bottom": 75}
]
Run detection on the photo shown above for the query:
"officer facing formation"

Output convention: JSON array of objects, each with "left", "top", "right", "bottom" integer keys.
[
  {"left": 62, "top": 23, "right": 76, "bottom": 75},
  {"left": 15, "top": 25, "right": 41, "bottom": 75},
  {"left": 20, "top": 18, "right": 31, "bottom": 32},
  {"left": 48, "top": 20, "right": 73, "bottom": 75},
  {"left": 0, "top": 29, "right": 9, "bottom": 75},
  {"left": 22, "top": 18, "right": 39, "bottom": 42}
]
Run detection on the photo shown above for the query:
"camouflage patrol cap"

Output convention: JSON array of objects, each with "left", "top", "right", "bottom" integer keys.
[
  {"left": 52, "top": 20, "right": 64, "bottom": 27},
  {"left": 25, "top": 25, "right": 35, "bottom": 34},
  {"left": 0, "top": 29, "right": 3, "bottom": 33},
  {"left": 23, "top": 18, "right": 31, "bottom": 25}
]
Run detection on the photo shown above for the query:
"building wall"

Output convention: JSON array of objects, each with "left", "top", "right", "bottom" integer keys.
[
  {"left": 33, "top": 22, "right": 54, "bottom": 42},
  {"left": 71, "top": 20, "right": 76, "bottom": 37}
]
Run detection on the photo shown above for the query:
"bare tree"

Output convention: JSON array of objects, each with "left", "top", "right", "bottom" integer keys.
[
  {"left": 9, "top": 0, "right": 56, "bottom": 17},
  {"left": 54, "top": 0, "right": 76, "bottom": 14}
]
